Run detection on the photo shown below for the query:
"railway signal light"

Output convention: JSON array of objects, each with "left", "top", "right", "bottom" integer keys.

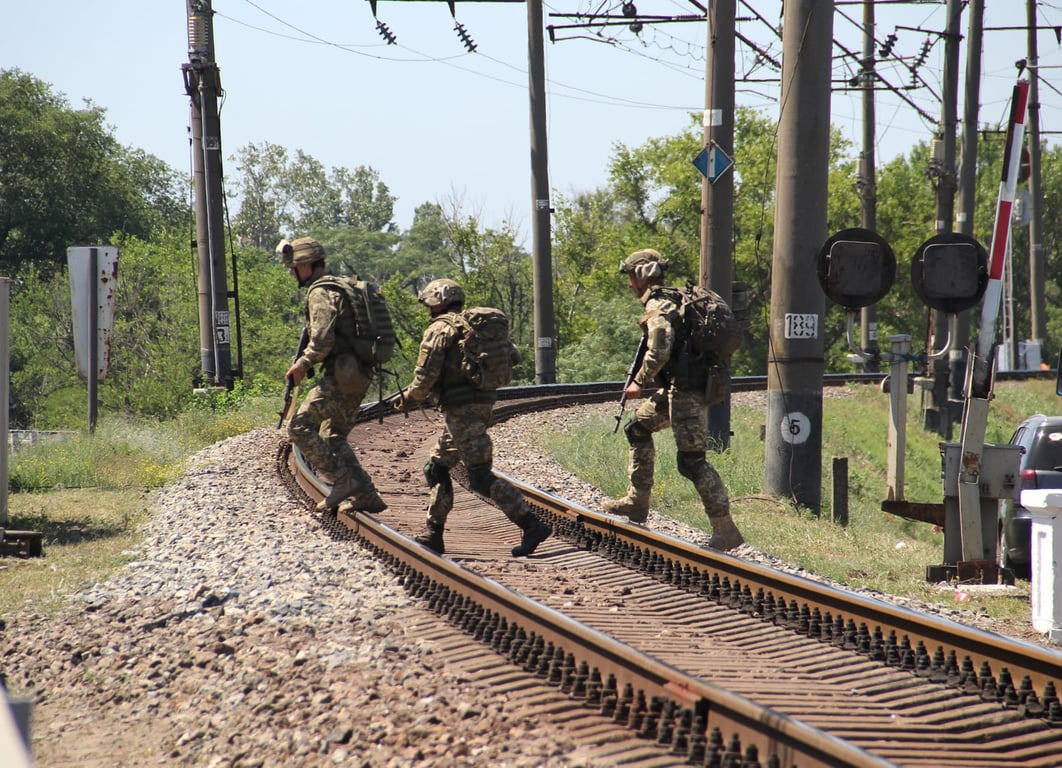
[
  {"left": 816, "top": 228, "right": 896, "bottom": 311},
  {"left": 911, "top": 233, "right": 989, "bottom": 315}
]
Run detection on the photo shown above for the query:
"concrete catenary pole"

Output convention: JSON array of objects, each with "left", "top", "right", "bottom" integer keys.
[
  {"left": 183, "top": 0, "right": 233, "bottom": 390},
  {"left": 701, "top": 0, "right": 736, "bottom": 449},
  {"left": 763, "top": 0, "right": 833, "bottom": 514},
  {"left": 528, "top": 0, "right": 556, "bottom": 384},
  {"left": 952, "top": 0, "right": 985, "bottom": 402},
  {"left": 858, "top": 0, "right": 879, "bottom": 372},
  {"left": 1027, "top": 0, "right": 1046, "bottom": 361},
  {"left": 924, "top": 0, "right": 963, "bottom": 437}
]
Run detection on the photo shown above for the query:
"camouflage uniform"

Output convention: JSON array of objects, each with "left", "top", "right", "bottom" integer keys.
[
  {"left": 606, "top": 256, "right": 744, "bottom": 550},
  {"left": 403, "top": 302, "right": 550, "bottom": 557},
  {"left": 288, "top": 274, "right": 380, "bottom": 506}
]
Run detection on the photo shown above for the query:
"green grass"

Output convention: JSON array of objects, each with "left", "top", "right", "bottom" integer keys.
[
  {"left": 534, "top": 380, "right": 1062, "bottom": 624},
  {"left": 0, "top": 391, "right": 280, "bottom": 616}
]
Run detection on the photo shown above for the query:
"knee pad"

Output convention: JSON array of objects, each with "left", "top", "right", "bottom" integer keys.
[
  {"left": 468, "top": 464, "right": 496, "bottom": 496},
  {"left": 423, "top": 458, "right": 452, "bottom": 490},
  {"left": 677, "top": 451, "right": 707, "bottom": 481},
  {"left": 623, "top": 421, "right": 653, "bottom": 446}
]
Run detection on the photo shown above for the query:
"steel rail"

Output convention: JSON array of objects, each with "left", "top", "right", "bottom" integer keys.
[
  {"left": 287, "top": 443, "right": 895, "bottom": 767},
  {"left": 507, "top": 472, "right": 1062, "bottom": 707}
]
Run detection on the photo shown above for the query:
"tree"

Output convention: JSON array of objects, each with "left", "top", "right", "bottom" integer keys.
[
  {"left": 0, "top": 69, "right": 188, "bottom": 278},
  {"left": 228, "top": 142, "right": 292, "bottom": 250},
  {"left": 229, "top": 142, "right": 397, "bottom": 249},
  {"left": 391, "top": 203, "right": 455, "bottom": 292},
  {"left": 440, "top": 204, "right": 534, "bottom": 380}
]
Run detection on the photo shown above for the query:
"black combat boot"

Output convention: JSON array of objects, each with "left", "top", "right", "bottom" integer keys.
[
  {"left": 323, "top": 471, "right": 360, "bottom": 509},
  {"left": 351, "top": 490, "right": 387, "bottom": 514},
  {"left": 414, "top": 521, "right": 445, "bottom": 555},
  {"left": 512, "top": 515, "right": 551, "bottom": 557}
]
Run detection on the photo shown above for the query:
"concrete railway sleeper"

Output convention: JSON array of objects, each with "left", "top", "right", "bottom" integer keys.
[{"left": 282, "top": 381, "right": 1062, "bottom": 766}]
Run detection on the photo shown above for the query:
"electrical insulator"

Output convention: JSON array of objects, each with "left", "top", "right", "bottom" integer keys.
[
  {"left": 879, "top": 33, "right": 897, "bottom": 60},
  {"left": 630, "top": 21, "right": 643, "bottom": 34},
  {"left": 622, "top": 2, "right": 637, "bottom": 17},
  {"left": 915, "top": 37, "right": 931, "bottom": 69},
  {"left": 455, "top": 22, "right": 477, "bottom": 53},
  {"left": 376, "top": 20, "right": 397, "bottom": 45},
  {"left": 187, "top": 0, "right": 214, "bottom": 59}
]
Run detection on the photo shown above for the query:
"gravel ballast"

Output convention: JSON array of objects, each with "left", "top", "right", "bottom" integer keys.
[{"left": 1, "top": 402, "right": 1052, "bottom": 767}]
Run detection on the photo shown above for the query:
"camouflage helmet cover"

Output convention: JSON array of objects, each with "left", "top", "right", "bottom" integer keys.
[
  {"left": 620, "top": 248, "right": 669, "bottom": 276},
  {"left": 282, "top": 236, "right": 325, "bottom": 268},
  {"left": 418, "top": 278, "right": 465, "bottom": 309}
]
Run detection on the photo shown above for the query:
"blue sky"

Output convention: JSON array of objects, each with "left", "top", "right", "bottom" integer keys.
[{"left": 5, "top": 2, "right": 1061, "bottom": 242}]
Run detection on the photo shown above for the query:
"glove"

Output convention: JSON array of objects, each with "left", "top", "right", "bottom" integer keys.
[{"left": 393, "top": 390, "right": 407, "bottom": 411}]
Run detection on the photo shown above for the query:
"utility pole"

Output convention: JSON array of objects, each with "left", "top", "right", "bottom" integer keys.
[
  {"left": 952, "top": 0, "right": 985, "bottom": 405},
  {"left": 858, "top": 0, "right": 879, "bottom": 373},
  {"left": 1027, "top": 0, "right": 1046, "bottom": 364},
  {"left": 923, "top": 0, "right": 962, "bottom": 437},
  {"left": 763, "top": 0, "right": 833, "bottom": 514},
  {"left": 528, "top": 0, "right": 556, "bottom": 384},
  {"left": 183, "top": 0, "right": 234, "bottom": 390},
  {"left": 701, "top": 0, "right": 735, "bottom": 449}
]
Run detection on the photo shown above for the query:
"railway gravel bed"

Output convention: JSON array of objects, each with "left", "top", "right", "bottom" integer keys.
[
  {"left": 1, "top": 396, "right": 1052, "bottom": 767},
  {"left": 2, "top": 430, "right": 594, "bottom": 767}
]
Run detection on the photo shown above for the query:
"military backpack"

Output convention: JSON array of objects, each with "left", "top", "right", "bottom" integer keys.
[
  {"left": 314, "top": 276, "right": 396, "bottom": 367},
  {"left": 679, "top": 283, "right": 744, "bottom": 360},
  {"left": 449, "top": 307, "right": 519, "bottom": 391},
  {"left": 676, "top": 283, "right": 743, "bottom": 406}
]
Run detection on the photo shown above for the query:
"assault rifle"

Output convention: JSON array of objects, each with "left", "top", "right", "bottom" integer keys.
[
  {"left": 277, "top": 327, "right": 311, "bottom": 429},
  {"left": 613, "top": 334, "right": 648, "bottom": 434}
]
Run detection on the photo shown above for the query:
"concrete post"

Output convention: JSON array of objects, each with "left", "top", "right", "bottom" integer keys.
[
  {"left": 763, "top": 0, "right": 833, "bottom": 514},
  {"left": 702, "top": 0, "right": 736, "bottom": 449}
]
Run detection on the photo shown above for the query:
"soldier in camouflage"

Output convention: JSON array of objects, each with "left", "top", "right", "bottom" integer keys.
[
  {"left": 603, "top": 249, "right": 745, "bottom": 551},
  {"left": 398, "top": 278, "right": 552, "bottom": 558},
  {"left": 281, "top": 237, "right": 386, "bottom": 514}
]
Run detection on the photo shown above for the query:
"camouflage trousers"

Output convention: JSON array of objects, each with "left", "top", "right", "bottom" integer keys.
[
  {"left": 288, "top": 373, "right": 377, "bottom": 496},
  {"left": 426, "top": 402, "right": 526, "bottom": 525},
  {"left": 624, "top": 387, "right": 730, "bottom": 518}
]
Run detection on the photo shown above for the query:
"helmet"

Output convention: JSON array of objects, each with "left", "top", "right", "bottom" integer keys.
[
  {"left": 283, "top": 236, "right": 325, "bottom": 268},
  {"left": 418, "top": 278, "right": 465, "bottom": 309},
  {"left": 620, "top": 248, "right": 669, "bottom": 278}
]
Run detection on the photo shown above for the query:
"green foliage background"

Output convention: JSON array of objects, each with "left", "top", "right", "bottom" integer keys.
[{"left": 4, "top": 69, "right": 1062, "bottom": 430}]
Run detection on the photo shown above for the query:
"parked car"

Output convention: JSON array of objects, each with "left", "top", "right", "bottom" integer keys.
[{"left": 999, "top": 414, "right": 1062, "bottom": 580}]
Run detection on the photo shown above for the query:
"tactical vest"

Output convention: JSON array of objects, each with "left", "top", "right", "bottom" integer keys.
[{"left": 307, "top": 276, "right": 359, "bottom": 366}]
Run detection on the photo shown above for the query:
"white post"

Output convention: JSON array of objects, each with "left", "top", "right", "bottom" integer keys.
[{"left": 886, "top": 334, "right": 911, "bottom": 501}]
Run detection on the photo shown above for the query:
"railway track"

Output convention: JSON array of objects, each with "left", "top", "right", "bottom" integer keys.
[{"left": 281, "top": 379, "right": 1062, "bottom": 767}]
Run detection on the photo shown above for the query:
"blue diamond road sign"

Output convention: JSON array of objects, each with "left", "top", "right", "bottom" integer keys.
[{"left": 693, "top": 141, "right": 734, "bottom": 184}]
